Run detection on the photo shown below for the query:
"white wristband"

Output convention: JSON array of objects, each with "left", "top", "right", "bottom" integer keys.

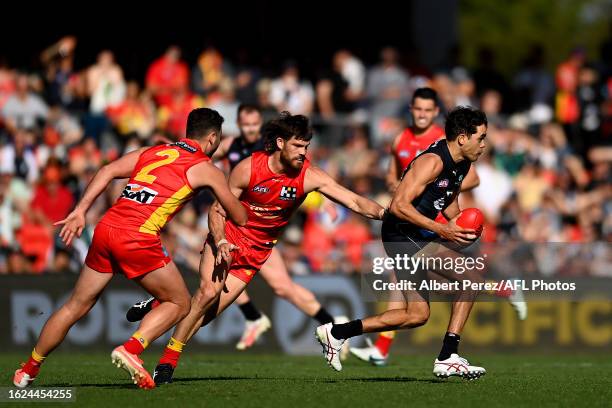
[{"left": 216, "top": 239, "right": 229, "bottom": 247}]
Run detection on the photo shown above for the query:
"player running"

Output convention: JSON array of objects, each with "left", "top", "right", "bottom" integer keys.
[
  {"left": 149, "top": 112, "right": 384, "bottom": 384},
  {"left": 12, "top": 108, "right": 247, "bottom": 390},
  {"left": 317, "top": 106, "right": 490, "bottom": 379},
  {"left": 351, "top": 88, "right": 527, "bottom": 366},
  {"left": 127, "top": 105, "right": 348, "bottom": 352}
]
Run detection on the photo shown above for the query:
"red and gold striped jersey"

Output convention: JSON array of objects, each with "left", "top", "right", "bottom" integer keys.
[{"left": 101, "top": 138, "right": 209, "bottom": 235}]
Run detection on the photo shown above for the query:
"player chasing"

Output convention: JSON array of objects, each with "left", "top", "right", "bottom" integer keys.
[
  {"left": 13, "top": 108, "right": 247, "bottom": 390},
  {"left": 126, "top": 105, "right": 349, "bottom": 354},
  {"left": 140, "top": 112, "right": 385, "bottom": 385},
  {"left": 351, "top": 88, "right": 527, "bottom": 366},
  {"left": 316, "top": 106, "right": 490, "bottom": 379}
]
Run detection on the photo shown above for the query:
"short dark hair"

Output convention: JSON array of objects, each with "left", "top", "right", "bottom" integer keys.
[
  {"left": 237, "top": 104, "right": 262, "bottom": 117},
  {"left": 186, "top": 108, "right": 224, "bottom": 139},
  {"left": 411, "top": 87, "right": 438, "bottom": 105},
  {"left": 262, "top": 111, "right": 312, "bottom": 153},
  {"left": 445, "top": 106, "right": 487, "bottom": 141}
]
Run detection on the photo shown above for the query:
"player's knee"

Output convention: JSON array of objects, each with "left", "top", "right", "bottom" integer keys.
[
  {"left": 196, "top": 283, "right": 219, "bottom": 308},
  {"left": 461, "top": 275, "right": 484, "bottom": 300},
  {"left": 271, "top": 280, "right": 292, "bottom": 299},
  {"left": 175, "top": 294, "right": 191, "bottom": 319}
]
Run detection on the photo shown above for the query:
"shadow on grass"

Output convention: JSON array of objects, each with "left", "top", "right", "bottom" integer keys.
[
  {"left": 41, "top": 382, "right": 141, "bottom": 389},
  {"left": 171, "top": 376, "right": 456, "bottom": 385}
]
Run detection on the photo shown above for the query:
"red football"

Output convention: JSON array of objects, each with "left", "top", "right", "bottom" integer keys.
[{"left": 455, "top": 208, "right": 484, "bottom": 238}]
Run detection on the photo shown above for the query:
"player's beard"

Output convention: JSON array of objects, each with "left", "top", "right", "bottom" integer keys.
[{"left": 280, "top": 150, "right": 304, "bottom": 171}]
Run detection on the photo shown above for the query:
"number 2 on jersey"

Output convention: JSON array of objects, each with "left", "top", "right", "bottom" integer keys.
[{"left": 134, "top": 149, "right": 179, "bottom": 184}]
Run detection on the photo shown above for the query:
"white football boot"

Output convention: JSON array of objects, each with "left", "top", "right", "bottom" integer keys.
[
  {"left": 315, "top": 323, "right": 346, "bottom": 372},
  {"left": 349, "top": 337, "right": 388, "bottom": 366},
  {"left": 433, "top": 353, "right": 486, "bottom": 380}
]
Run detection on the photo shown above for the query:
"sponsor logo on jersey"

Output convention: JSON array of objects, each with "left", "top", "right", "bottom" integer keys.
[
  {"left": 248, "top": 204, "right": 284, "bottom": 219},
  {"left": 437, "top": 179, "right": 449, "bottom": 188},
  {"left": 121, "top": 183, "right": 158, "bottom": 204},
  {"left": 398, "top": 150, "right": 410, "bottom": 158},
  {"left": 279, "top": 186, "right": 297, "bottom": 200},
  {"left": 172, "top": 141, "right": 197, "bottom": 153},
  {"left": 434, "top": 197, "right": 446, "bottom": 211},
  {"left": 253, "top": 185, "right": 270, "bottom": 194}
]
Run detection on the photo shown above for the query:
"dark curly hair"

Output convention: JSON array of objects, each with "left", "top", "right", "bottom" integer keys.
[
  {"left": 445, "top": 106, "right": 487, "bottom": 141},
  {"left": 262, "top": 111, "right": 312, "bottom": 153}
]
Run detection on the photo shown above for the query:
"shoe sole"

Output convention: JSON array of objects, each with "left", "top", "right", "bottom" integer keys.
[
  {"left": 434, "top": 370, "right": 486, "bottom": 381},
  {"left": 111, "top": 349, "right": 155, "bottom": 389}
]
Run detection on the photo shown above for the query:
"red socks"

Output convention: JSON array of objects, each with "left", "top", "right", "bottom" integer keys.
[
  {"left": 123, "top": 331, "right": 149, "bottom": 355},
  {"left": 374, "top": 331, "right": 396, "bottom": 356},
  {"left": 159, "top": 337, "right": 185, "bottom": 368},
  {"left": 22, "top": 357, "right": 42, "bottom": 377}
]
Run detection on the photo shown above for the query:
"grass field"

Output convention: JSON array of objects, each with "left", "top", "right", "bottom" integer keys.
[{"left": 1, "top": 351, "right": 611, "bottom": 407}]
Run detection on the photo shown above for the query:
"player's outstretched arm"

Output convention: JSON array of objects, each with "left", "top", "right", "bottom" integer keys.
[
  {"left": 305, "top": 166, "right": 385, "bottom": 220},
  {"left": 187, "top": 160, "right": 247, "bottom": 227},
  {"left": 55, "top": 147, "right": 148, "bottom": 246}
]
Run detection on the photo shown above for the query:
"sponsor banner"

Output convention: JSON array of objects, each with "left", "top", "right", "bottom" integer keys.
[{"left": 0, "top": 275, "right": 609, "bottom": 353}]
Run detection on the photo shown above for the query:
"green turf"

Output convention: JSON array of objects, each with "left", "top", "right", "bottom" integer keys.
[{"left": 1, "top": 351, "right": 611, "bottom": 407}]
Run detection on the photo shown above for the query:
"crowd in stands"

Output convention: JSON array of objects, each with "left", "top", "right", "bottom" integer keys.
[{"left": 0, "top": 36, "right": 610, "bottom": 276}]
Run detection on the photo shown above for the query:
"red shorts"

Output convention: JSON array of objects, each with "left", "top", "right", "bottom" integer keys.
[
  {"left": 209, "top": 222, "right": 273, "bottom": 284},
  {"left": 85, "top": 222, "right": 171, "bottom": 279}
]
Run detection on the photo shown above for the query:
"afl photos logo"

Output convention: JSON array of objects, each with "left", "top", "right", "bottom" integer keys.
[{"left": 121, "top": 183, "right": 158, "bottom": 204}]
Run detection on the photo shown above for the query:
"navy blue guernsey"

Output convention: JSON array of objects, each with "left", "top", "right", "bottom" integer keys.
[
  {"left": 385, "top": 140, "right": 471, "bottom": 234},
  {"left": 226, "top": 137, "right": 265, "bottom": 170}
]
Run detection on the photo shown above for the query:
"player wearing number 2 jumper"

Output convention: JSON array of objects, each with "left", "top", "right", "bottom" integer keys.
[{"left": 12, "top": 108, "right": 247, "bottom": 390}]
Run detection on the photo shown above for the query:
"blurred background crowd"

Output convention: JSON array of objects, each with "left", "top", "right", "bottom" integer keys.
[{"left": 0, "top": 30, "right": 610, "bottom": 277}]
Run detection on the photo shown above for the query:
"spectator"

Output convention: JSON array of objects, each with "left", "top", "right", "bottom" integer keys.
[
  {"left": 146, "top": 45, "right": 190, "bottom": 107},
  {"left": 2, "top": 73, "right": 48, "bottom": 132},
  {"left": 192, "top": 46, "right": 234, "bottom": 99},
  {"left": 106, "top": 80, "right": 156, "bottom": 141},
  {"left": 317, "top": 49, "right": 366, "bottom": 118},
  {"left": 367, "top": 47, "right": 411, "bottom": 143},
  {"left": 30, "top": 164, "right": 74, "bottom": 224},
  {"left": 269, "top": 61, "right": 314, "bottom": 116},
  {"left": 0, "top": 129, "right": 39, "bottom": 183},
  {"left": 86, "top": 50, "right": 126, "bottom": 114}
]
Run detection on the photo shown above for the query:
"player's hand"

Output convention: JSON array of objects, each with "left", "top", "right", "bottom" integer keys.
[
  {"left": 438, "top": 218, "right": 476, "bottom": 245},
  {"left": 216, "top": 242, "right": 239, "bottom": 266},
  {"left": 54, "top": 209, "right": 86, "bottom": 246}
]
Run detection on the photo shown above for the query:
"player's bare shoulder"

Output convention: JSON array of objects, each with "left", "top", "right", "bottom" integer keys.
[{"left": 303, "top": 165, "right": 331, "bottom": 193}]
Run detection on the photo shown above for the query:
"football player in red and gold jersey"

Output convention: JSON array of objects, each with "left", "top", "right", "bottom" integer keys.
[
  {"left": 13, "top": 108, "right": 247, "bottom": 390},
  {"left": 151, "top": 112, "right": 385, "bottom": 384}
]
